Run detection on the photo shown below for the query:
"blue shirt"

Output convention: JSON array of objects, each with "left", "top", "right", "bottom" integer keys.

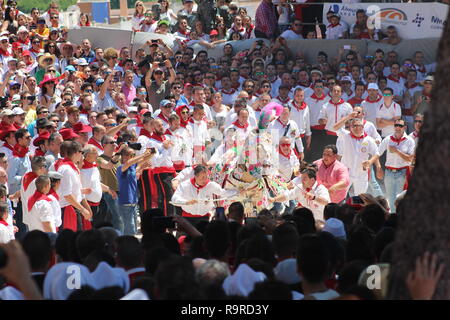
[
  {"left": 7, "top": 155, "right": 32, "bottom": 194},
  {"left": 117, "top": 164, "right": 138, "bottom": 205}
]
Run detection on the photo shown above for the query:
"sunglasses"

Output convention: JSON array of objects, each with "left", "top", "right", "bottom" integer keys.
[
  {"left": 315, "top": 85, "right": 324, "bottom": 88},
  {"left": 105, "top": 123, "right": 117, "bottom": 127},
  {"left": 394, "top": 124, "right": 405, "bottom": 128},
  {"left": 173, "top": 86, "right": 181, "bottom": 89},
  {"left": 280, "top": 143, "right": 290, "bottom": 147},
  {"left": 262, "top": 85, "right": 270, "bottom": 88},
  {"left": 85, "top": 89, "right": 94, "bottom": 93},
  {"left": 181, "top": 111, "right": 189, "bottom": 114},
  {"left": 105, "top": 141, "right": 117, "bottom": 144},
  {"left": 383, "top": 93, "right": 392, "bottom": 96},
  {"left": 414, "top": 120, "right": 423, "bottom": 123}
]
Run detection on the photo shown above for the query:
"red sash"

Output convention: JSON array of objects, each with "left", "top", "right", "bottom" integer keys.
[
  {"left": 22, "top": 172, "right": 38, "bottom": 191},
  {"left": 27, "top": 191, "right": 52, "bottom": 212}
]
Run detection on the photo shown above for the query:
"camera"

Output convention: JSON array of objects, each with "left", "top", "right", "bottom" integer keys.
[
  {"left": 159, "top": 61, "right": 166, "bottom": 67},
  {"left": 127, "top": 142, "right": 142, "bottom": 151}
]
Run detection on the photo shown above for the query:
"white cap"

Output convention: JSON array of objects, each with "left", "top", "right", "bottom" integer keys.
[
  {"left": 367, "top": 83, "right": 379, "bottom": 90},
  {"left": 77, "top": 58, "right": 88, "bottom": 66},
  {"left": 48, "top": 171, "right": 63, "bottom": 179},
  {"left": 0, "top": 109, "right": 13, "bottom": 117},
  {"left": 17, "top": 26, "right": 28, "bottom": 33},
  {"left": 0, "top": 35, "right": 8, "bottom": 42},
  {"left": 12, "top": 107, "right": 24, "bottom": 115},
  {"left": 323, "top": 218, "right": 346, "bottom": 239},
  {"left": 340, "top": 76, "right": 352, "bottom": 82},
  {"left": 128, "top": 106, "right": 138, "bottom": 113}
]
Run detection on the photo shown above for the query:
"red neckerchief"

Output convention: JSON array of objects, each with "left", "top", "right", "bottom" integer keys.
[
  {"left": 221, "top": 88, "right": 236, "bottom": 94},
  {"left": 0, "top": 219, "right": 7, "bottom": 226},
  {"left": 30, "top": 47, "right": 41, "bottom": 54},
  {"left": 178, "top": 29, "right": 189, "bottom": 36},
  {"left": 158, "top": 113, "right": 169, "bottom": 123},
  {"left": 0, "top": 48, "right": 10, "bottom": 56},
  {"left": 2, "top": 143, "right": 14, "bottom": 151},
  {"left": 277, "top": 96, "right": 290, "bottom": 104},
  {"left": 232, "top": 26, "right": 245, "bottom": 33},
  {"left": 330, "top": 98, "right": 345, "bottom": 107},
  {"left": 88, "top": 137, "right": 104, "bottom": 151},
  {"left": 145, "top": 19, "right": 156, "bottom": 25},
  {"left": 405, "top": 82, "right": 418, "bottom": 89},
  {"left": 292, "top": 100, "right": 307, "bottom": 111},
  {"left": 245, "top": 24, "right": 254, "bottom": 38},
  {"left": 231, "top": 83, "right": 240, "bottom": 90},
  {"left": 35, "top": 149, "right": 45, "bottom": 157},
  {"left": 328, "top": 23, "right": 341, "bottom": 28},
  {"left": 277, "top": 118, "right": 289, "bottom": 128},
  {"left": 17, "top": 38, "right": 30, "bottom": 45},
  {"left": 82, "top": 160, "right": 97, "bottom": 169},
  {"left": 233, "top": 120, "right": 249, "bottom": 129},
  {"left": 350, "top": 132, "right": 367, "bottom": 140},
  {"left": 139, "top": 128, "right": 152, "bottom": 139},
  {"left": 27, "top": 190, "right": 52, "bottom": 212},
  {"left": 12, "top": 144, "right": 28, "bottom": 158},
  {"left": 22, "top": 172, "right": 38, "bottom": 191},
  {"left": 80, "top": 108, "right": 89, "bottom": 115},
  {"left": 55, "top": 157, "right": 80, "bottom": 174},
  {"left": 164, "top": 129, "right": 173, "bottom": 136},
  {"left": 310, "top": 93, "right": 326, "bottom": 101},
  {"left": 387, "top": 74, "right": 400, "bottom": 83},
  {"left": 190, "top": 177, "right": 209, "bottom": 193},
  {"left": 415, "top": 64, "right": 426, "bottom": 74},
  {"left": 348, "top": 97, "right": 363, "bottom": 106},
  {"left": 366, "top": 94, "right": 382, "bottom": 103},
  {"left": 412, "top": 131, "right": 419, "bottom": 138},
  {"left": 48, "top": 188, "right": 59, "bottom": 201},
  {"left": 175, "top": 106, "right": 189, "bottom": 128},
  {"left": 150, "top": 133, "right": 165, "bottom": 142},
  {"left": 278, "top": 148, "right": 291, "bottom": 159},
  {"left": 390, "top": 135, "right": 407, "bottom": 145}
]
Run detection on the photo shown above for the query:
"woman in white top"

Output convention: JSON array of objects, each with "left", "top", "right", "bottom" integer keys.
[
  {"left": 132, "top": 1, "right": 146, "bottom": 32},
  {"left": 158, "top": 0, "right": 177, "bottom": 27},
  {"left": 210, "top": 92, "right": 230, "bottom": 132}
]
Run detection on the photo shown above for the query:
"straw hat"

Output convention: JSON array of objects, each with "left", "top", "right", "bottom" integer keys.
[{"left": 38, "top": 53, "right": 56, "bottom": 68}]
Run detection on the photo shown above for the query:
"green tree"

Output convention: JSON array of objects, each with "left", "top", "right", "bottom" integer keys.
[{"left": 17, "top": 0, "right": 77, "bottom": 13}]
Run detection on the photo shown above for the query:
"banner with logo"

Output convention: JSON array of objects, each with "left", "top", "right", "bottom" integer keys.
[{"left": 323, "top": 3, "right": 448, "bottom": 39}]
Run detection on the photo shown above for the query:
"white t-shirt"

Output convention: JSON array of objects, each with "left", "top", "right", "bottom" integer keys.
[
  {"left": 58, "top": 164, "right": 83, "bottom": 208},
  {"left": 280, "top": 29, "right": 304, "bottom": 40},
  {"left": 378, "top": 134, "right": 415, "bottom": 169},
  {"left": 80, "top": 166, "right": 103, "bottom": 204},
  {"left": 376, "top": 102, "right": 402, "bottom": 137},
  {"left": 319, "top": 100, "right": 353, "bottom": 133},
  {"left": 27, "top": 199, "right": 55, "bottom": 232}
]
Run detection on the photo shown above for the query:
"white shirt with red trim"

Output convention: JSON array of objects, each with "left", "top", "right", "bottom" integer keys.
[
  {"left": 289, "top": 100, "right": 311, "bottom": 137},
  {"left": 305, "top": 93, "right": 330, "bottom": 127},
  {"left": 342, "top": 90, "right": 355, "bottom": 102},
  {"left": 386, "top": 75, "right": 406, "bottom": 97},
  {"left": 325, "top": 23, "right": 347, "bottom": 40},
  {"left": 378, "top": 133, "right": 415, "bottom": 169},
  {"left": 336, "top": 129, "right": 379, "bottom": 180},
  {"left": 80, "top": 165, "right": 103, "bottom": 204},
  {"left": 0, "top": 222, "right": 13, "bottom": 244},
  {"left": 276, "top": 150, "right": 300, "bottom": 182},
  {"left": 20, "top": 173, "right": 37, "bottom": 227},
  {"left": 58, "top": 164, "right": 83, "bottom": 208},
  {"left": 171, "top": 179, "right": 238, "bottom": 216},
  {"left": 220, "top": 88, "right": 239, "bottom": 106},
  {"left": 0, "top": 143, "right": 14, "bottom": 162},
  {"left": 269, "top": 118, "right": 304, "bottom": 152},
  {"left": 27, "top": 199, "right": 55, "bottom": 232},
  {"left": 361, "top": 95, "right": 383, "bottom": 125},
  {"left": 147, "top": 135, "right": 174, "bottom": 169},
  {"left": 224, "top": 109, "right": 257, "bottom": 129},
  {"left": 376, "top": 102, "right": 402, "bottom": 137},
  {"left": 409, "top": 131, "right": 419, "bottom": 146},
  {"left": 166, "top": 127, "right": 193, "bottom": 166},
  {"left": 319, "top": 99, "right": 353, "bottom": 133},
  {"left": 363, "top": 120, "right": 382, "bottom": 144},
  {"left": 188, "top": 119, "right": 211, "bottom": 154},
  {"left": 225, "top": 120, "right": 253, "bottom": 140},
  {"left": 272, "top": 96, "right": 291, "bottom": 107},
  {"left": 88, "top": 138, "right": 104, "bottom": 155},
  {"left": 284, "top": 179, "right": 330, "bottom": 221}
]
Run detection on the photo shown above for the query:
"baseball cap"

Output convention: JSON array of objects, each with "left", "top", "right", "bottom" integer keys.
[
  {"left": 36, "top": 118, "right": 53, "bottom": 129},
  {"left": 33, "top": 131, "right": 51, "bottom": 146},
  {"left": 158, "top": 20, "right": 169, "bottom": 26},
  {"left": 0, "top": 109, "right": 13, "bottom": 117},
  {"left": 78, "top": 58, "right": 88, "bottom": 66},
  {"left": 209, "top": 30, "right": 219, "bottom": 36},
  {"left": 65, "top": 65, "right": 76, "bottom": 72},
  {"left": 17, "top": 26, "right": 28, "bottom": 34},
  {"left": 184, "top": 82, "right": 193, "bottom": 89},
  {"left": 340, "top": 76, "right": 352, "bottom": 82},
  {"left": 59, "top": 128, "right": 80, "bottom": 140},
  {"left": 367, "top": 83, "right": 379, "bottom": 90},
  {"left": 9, "top": 81, "right": 20, "bottom": 88},
  {"left": 323, "top": 218, "right": 346, "bottom": 240},
  {"left": 73, "top": 122, "right": 92, "bottom": 133},
  {"left": 12, "top": 107, "right": 25, "bottom": 115},
  {"left": 95, "top": 78, "right": 105, "bottom": 86},
  {"left": 310, "top": 69, "right": 323, "bottom": 77},
  {"left": 37, "top": 18, "right": 46, "bottom": 24},
  {"left": 160, "top": 99, "right": 173, "bottom": 108},
  {"left": 128, "top": 107, "right": 138, "bottom": 113},
  {"left": 11, "top": 94, "right": 20, "bottom": 104},
  {"left": 48, "top": 171, "right": 63, "bottom": 180},
  {"left": 22, "top": 50, "right": 31, "bottom": 57},
  {"left": 0, "top": 35, "right": 8, "bottom": 42}
]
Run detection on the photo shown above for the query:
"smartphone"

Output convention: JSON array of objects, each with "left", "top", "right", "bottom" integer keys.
[
  {"left": 159, "top": 61, "right": 166, "bottom": 67},
  {"left": 344, "top": 45, "right": 351, "bottom": 50}
]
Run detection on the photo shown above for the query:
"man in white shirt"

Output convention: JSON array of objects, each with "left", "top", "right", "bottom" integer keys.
[
  {"left": 80, "top": 145, "right": 103, "bottom": 223},
  {"left": 361, "top": 83, "right": 383, "bottom": 125},
  {"left": 272, "top": 136, "right": 300, "bottom": 215},
  {"left": 56, "top": 141, "right": 92, "bottom": 231},
  {"left": 318, "top": 85, "right": 353, "bottom": 142},
  {"left": 270, "top": 168, "right": 330, "bottom": 221},
  {"left": 272, "top": 85, "right": 292, "bottom": 107},
  {"left": 386, "top": 62, "right": 405, "bottom": 104},
  {"left": 220, "top": 76, "right": 239, "bottom": 107},
  {"left": 376, "top": 87, "right": 402, "bottom": 138},
  {"left": 408, "top": 113, "right": 423, "bottom": 146},
  {"left": 171, "top": 165, "right": 238, "bottom": 226},
  {"left": 335, "top": 118, "right": 379, "bottom": 196},
  {"left": 26, "top": 175, "right": 56, "bottom": 233},
  {"left": 378, "top": 119, "right": 415, "bottom": 213},
  {"left": 188, "top": 104, "right": 211, "bottom": 165},
  {"left": 401, "top": 69, "right": 422, "bottom": 132},
  {"left": 269, "top": 105, "right": 304, "bottom": 160}
]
